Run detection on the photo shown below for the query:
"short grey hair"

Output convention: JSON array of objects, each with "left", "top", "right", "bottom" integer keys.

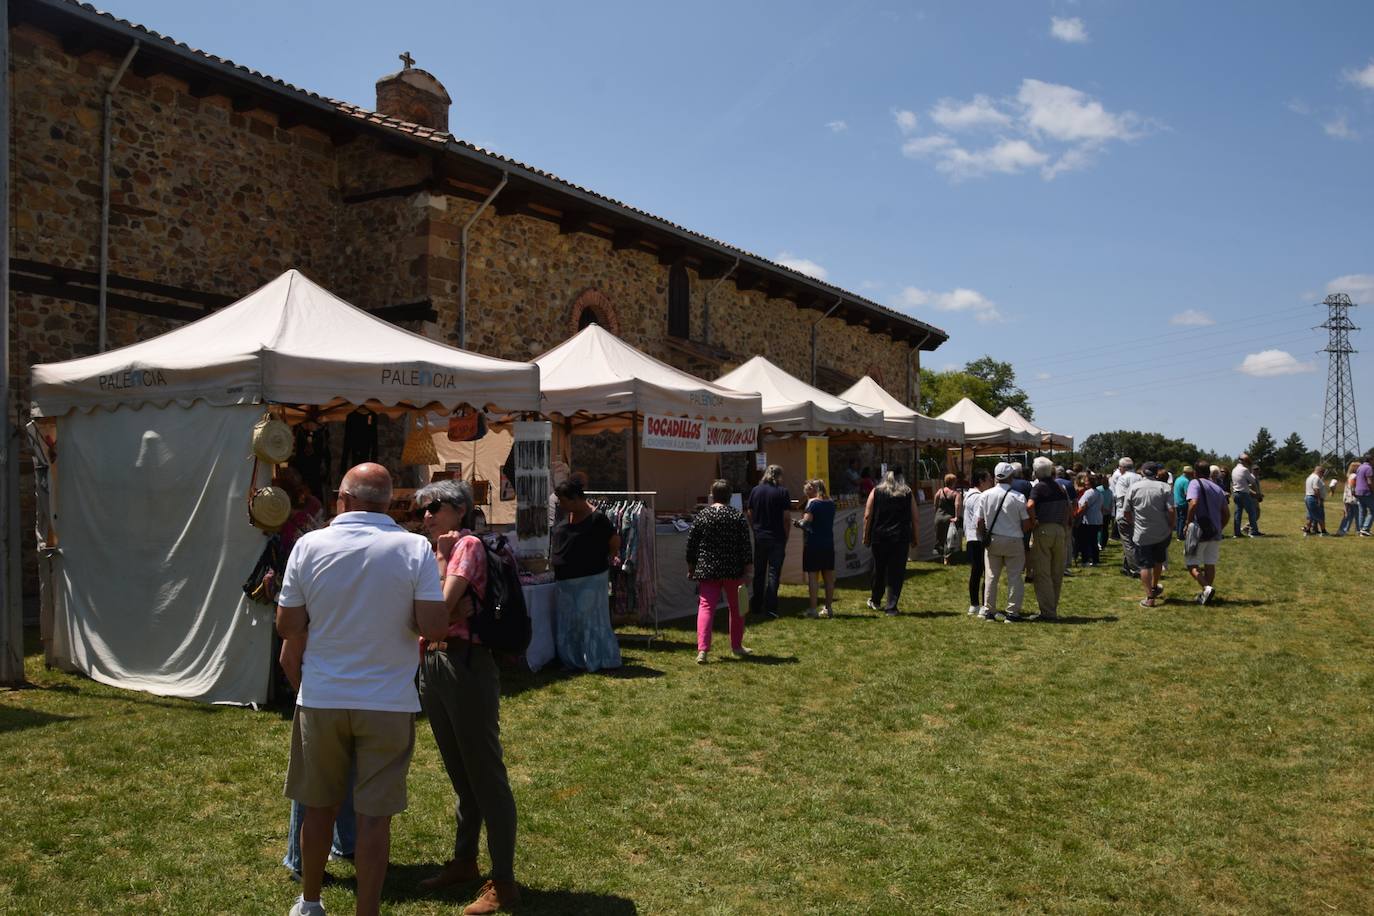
[
  {"left": 1118, "top": 457, "right": 1134, "bottom": 470},
  {"left": 1032, "top": 456, "right": 1055, "bottom": 480},
  {"left": 414, "top": 478, "right": 473, "bottom": 514}
]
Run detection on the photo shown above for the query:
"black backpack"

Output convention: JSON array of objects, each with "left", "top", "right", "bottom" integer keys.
[{"left": 467, "top": 532, "right": 531, "bottom": 655}]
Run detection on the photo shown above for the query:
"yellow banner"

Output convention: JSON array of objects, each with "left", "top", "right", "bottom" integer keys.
[{"left": 805, "top": 435, "right": 829, "bottom": 494}]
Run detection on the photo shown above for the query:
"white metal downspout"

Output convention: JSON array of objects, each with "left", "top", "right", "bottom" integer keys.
[
  {"left": 98, "top": 41, "right": 140, "bottom": 353},
  {"left": 810, "top": 297, "right": 842, "bottom": 386},
  {"left": 702, "top": 257, "right": 738, "bottom": 346},
  {"left": 458, "top": 172, "right": 507, "bottom": 349}
]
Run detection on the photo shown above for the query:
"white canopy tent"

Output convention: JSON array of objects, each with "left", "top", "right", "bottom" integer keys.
[
  {"left": 534, "top": 323, "right": 761, "bottom": 429},
  {"left": 30, "top": 269, "right": 541, "bottom": 705},
  {"left": 715, "top": 356, "right": 884, "bottom": 437},
  {"left": 839, "top": 375, "right": 964, "bottom": 446},
  {"left": 937, "top": 398, "right": 1039, "bottom": 452},
  {"left": 996, "top": 407, "right": 1073, "bottom": 452}
]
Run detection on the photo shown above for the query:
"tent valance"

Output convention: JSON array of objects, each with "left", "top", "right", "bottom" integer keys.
[
  {"left": 715, "top": 356, "right": 884, "bottom": 437},
  {"left": 936, "top": 398, "right": 1039, "bottom": 451},
  {"left": 996, "top": 407, "right": 1073, "bottom": 451},
  {"left": 534, "top": 324, "right": 761, "bottom": 428},
  {"left": 30, "top": 270, "right": 541, "bottom": 417},
  {"left": 838, "top": 375, "right": 965, "bottom": 446}
]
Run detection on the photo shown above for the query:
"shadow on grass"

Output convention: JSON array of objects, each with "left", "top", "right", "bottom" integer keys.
[
  {"left": 381, "top": 864, "right": 638, "bottom": 913},
  {"left": 498, "top": 660, "right": 665, "bottom": 698},
  {"left": 0, "top": 706, "right": 79, "bottom": 733},
  {"left": 1040, "top": 615, "right": 1120, "bottom": 625},
  {"left": 34, "top": 681, "right": 223, "bottom": 713}
]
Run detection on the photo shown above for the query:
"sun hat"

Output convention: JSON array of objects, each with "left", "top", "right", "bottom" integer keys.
[{"left": 994, "top": 461, "right": 1015, "bottom": 480}]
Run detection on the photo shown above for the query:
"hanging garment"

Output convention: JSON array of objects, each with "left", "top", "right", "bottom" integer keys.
[
  {"left": 289, "top": 423, "right": 331, "bottom": 504},
  {"left": 339, "top": 408, "right": 378, "bottom": 473}
]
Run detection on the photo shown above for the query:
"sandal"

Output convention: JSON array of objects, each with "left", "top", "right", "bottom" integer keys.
[
  {"left": 1149, "top": 586, "right": 1163, "bottom": 598},
  {"left": 1139, "top": 598, "right": 1158, "bottom": 608}
]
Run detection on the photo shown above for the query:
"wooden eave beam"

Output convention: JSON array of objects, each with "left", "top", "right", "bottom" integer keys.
[
  {"left": 611, "top": 228, "right": 641, "bottom": 252},
  {"left": 559, "top": 209, "right": 593, "bottom": 235},
  {"left": 492, "top": 189, "right": 529, "bottom": 216},
  {"left": 657, "top": 245, "right": 686, "bottom": 266},
  {"left": 733, "top": 272, "right": 762, "bottom": 293}
]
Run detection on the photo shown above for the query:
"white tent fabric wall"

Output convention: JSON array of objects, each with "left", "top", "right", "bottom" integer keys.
[
  {"left": 51, "top": 403, "right": 272, "bottom": 705},
  {"left": 995, "top": 406, "right": 1073, "bottom": 452},
  {"left": 715, "top": 356, "right": 884, "bottom": 436}
]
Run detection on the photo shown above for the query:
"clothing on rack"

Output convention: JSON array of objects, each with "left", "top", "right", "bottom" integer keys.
[
  {"left": 593, "top": 498, "right": 657, "bottom": 624},
  {"left": 339, "top": 408, "right": 378, "bottom": 473},
  {"left": 289, "top": 422, "right": 331, "bottom": 504}
]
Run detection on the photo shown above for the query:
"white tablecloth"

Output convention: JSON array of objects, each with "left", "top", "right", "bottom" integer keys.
[{"left": 522, "top": 581, "right": 558, "bottom": 672}]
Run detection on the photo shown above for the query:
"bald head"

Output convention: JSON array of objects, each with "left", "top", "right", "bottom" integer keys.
[{"left": 340, "top": 462, "right": 393, "bottom": 512}]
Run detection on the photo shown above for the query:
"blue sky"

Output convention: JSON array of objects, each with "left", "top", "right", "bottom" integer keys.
[{"left": 107, "top": 0, "right": 1374, "bottom": 455}]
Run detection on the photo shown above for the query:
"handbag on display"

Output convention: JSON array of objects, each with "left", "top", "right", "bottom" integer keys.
[
  {"left": 446, "top": 409, "right": 488, "bottom": 442},
  {"left": 243, "top": 534, "right": 286, "bottom": 606},
  {"left": 248, "top": 485, "right": 292, "bottom": 532},
  {"left": 252, "top": 413, "right": 293, "bottom": 464},
  {"left": 401, "top": 414, "right": 440, "bottom": 466}
]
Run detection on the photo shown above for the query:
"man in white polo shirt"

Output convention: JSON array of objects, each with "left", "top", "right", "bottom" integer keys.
[
  {"left": 976, "top": 462, "right": 1034, "bottom": 622},
  {"left": 277, "top": 463, "right": 448, "bottom": 916}
]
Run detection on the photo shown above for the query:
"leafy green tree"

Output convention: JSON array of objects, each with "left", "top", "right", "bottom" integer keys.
[
  {"left": 1274, "top": 432, "right": 1314, "bottom": 475},
  {"left": 917, "top": 367, "right": 993, "bottom": 417},
  {"left": 963, "top": 356, "right": 1033, "bottom": 420},
  {"left": 1078, "top": 430, "right": 1214, "bottom": 473},
  {"left": 1246, "top": 427, "right": 1278, "bottom": 469}
]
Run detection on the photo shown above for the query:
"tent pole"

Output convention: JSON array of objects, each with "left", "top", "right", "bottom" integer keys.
[
  {"left": 631, "top": 413, "right": 641, "bottom": 490},
  {"left": 0, "top": 1, "right": 21, "bottom": 686}
]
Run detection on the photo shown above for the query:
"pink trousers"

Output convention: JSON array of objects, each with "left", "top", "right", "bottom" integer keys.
[{"left": 696, "top": 578, "right": 745, "bottom": 653}]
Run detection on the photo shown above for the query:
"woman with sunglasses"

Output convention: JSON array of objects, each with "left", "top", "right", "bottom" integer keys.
[{"left": 412, "top": 479, "right": 521, "bottom": 915}]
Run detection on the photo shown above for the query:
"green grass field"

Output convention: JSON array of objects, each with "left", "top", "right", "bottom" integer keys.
[{"left": 3, "top": 493, "right": 1372, "bottom": 914}]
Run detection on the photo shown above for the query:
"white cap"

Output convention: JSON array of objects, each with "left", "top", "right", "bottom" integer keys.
[{"left": 994, "top": 461, "right": 1015, "bottom": 480}]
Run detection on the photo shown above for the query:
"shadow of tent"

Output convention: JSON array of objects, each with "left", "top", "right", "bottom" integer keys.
[
  {"left": 0, "top": 706, "right": 79, "bottom": 734},
  {"left": 380, "top": 865, "right": 639, "bottom": 912},
  {"left": 496, "top": 661, "right": 664, "bottom": 699}
]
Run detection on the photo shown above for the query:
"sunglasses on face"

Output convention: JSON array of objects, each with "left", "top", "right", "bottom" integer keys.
[{"left": 417, "top": 499, "right": 447, "bottom": 517}]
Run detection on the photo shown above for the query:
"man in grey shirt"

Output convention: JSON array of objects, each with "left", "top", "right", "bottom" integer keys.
[
  {"left": 1230, "top": 453, "right": 1263, "bottom": 537},
  {"left": 1122, "top": 461, "right": 1176, "bottom": 607},
  {"left": 1111, "top": 457, "right": 1142, "bottom": 577}
]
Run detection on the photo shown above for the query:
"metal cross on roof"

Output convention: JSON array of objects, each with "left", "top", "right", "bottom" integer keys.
[{"left": 399, "top": 51, "right": 414, "bottom": 69}]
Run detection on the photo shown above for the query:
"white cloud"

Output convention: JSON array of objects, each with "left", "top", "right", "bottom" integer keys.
[
  {"left": 900, "top": 134, "right": 955, "bottom": 157},
  {"left": 1323, "top": 115, "right": 1357, "bottom": 140},
  {"left": 1170, "top": 309, "right": 1216, "bottom": 327},
  {"left": 936, "top": 139, "right": 1049, "bottom": 180},
  {"left": 1286, "top": 98, "right": 1312, "bottom": 116},
  {"left": 858, "top": 279, "right": 882, "bottom": 291},
  {"left": 1049, "top": 16, "right": 1089, "bottom": 43},
  {"left": 893, "top": 108, "right": 919, "bottom": 134},
  {"left": 825, "top": 120, "right": 848, "bottom": 133},
  {"left": 897, "top": 79, "right": 1148, "bottom": 181},
  {"left": 930, "top": 95, "right": 1011, "bottom": 131},
  {"left": 1236, "top": 349, "right": 1316, "bottom": 378},
  {"left": 774, "top": 252, "right": 828, "bottom": 281},
  {"left": 1101, "top": 390, "right": 1119, "bottom": 398},
  {"left": 1326, "top": 274, "right": 1374, "bottom": 303},
  {"left": 1035, "top": 372, "right": 1052, "bottom": 381},
  {"left": 1018, "top": 79, "right": 1142, "bottom": 144},
  {"left": 1344, "top": 59, "right": 1374, "bottom": 90},
  {"left": 895, "top": 285, "right": 1002, "bottom": 322}
]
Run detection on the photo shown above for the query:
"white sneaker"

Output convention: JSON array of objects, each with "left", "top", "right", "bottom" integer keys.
[
  {"left": 731, "top": 646, "right": 754, "bottom": 658},
  {"left": 819, "top": 606, "right": 833, "bottom": 619},
  {"left": 977, "top": 607, "right": 994, "bottom": 620},
  {"left": 696, "top": 650, "right": 708, "bottom": 664},
  {"left": 1200, "top": 586, "right": 1214, "bottom": 605},
  {"left": 290, "top": 898, "right": 326, "bottom": 916},
  {"left": 967, "top": 604, "right": 979, "bottom": 616},
  {"left": 866, "top": 598, "right": 879, "bottom": 610}
]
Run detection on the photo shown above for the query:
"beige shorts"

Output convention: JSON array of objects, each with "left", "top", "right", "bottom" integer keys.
[
  {"left": 284, "top": 706, "right": 416, "bottom": 817},
  {"left": 1185, "top": 538, "right": 1220, "bottom": 567}
]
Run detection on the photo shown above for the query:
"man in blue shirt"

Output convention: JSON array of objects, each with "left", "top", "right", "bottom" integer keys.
[
  {"left": 1173, "top": 466, "right": 1194, "bottom": 540},
  {"left": 746, "top": 464, "right": 791, "bottom": 619}
]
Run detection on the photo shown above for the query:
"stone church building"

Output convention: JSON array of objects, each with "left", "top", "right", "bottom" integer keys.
[{"left": 7, "top": 0, "right": 949, "bottom": 581}]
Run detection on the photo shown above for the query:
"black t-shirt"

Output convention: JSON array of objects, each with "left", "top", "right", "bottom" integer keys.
[
  {"left": 550, "top": 509, "right": 616, "bottom": 581},
  {"left": 1029, "top": 479, "right": 1069, "bottom": 526},
  {"left": 747, "top": 483, "right": 791, "bottom": 539},
  {"left": 871, "top": 489, "right": 913, "bottom": 543}
]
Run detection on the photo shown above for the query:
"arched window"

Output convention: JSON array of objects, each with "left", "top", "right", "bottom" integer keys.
[
  {"left": 568, "top": 288, "right": 621, "bottom": 336},
  {"left": 667, "top": 264, "right": 690, "bottom": 338},
  {"left": 578, "top": 307, "right": 601, "bottom": 330}
]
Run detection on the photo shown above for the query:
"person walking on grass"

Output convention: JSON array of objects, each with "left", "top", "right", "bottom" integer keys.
[
  {"left": 1123, "top": 462, "right": 1175, "bottom": 608},
  {"left": 1027, "top": 457, "right": 1071, "bottom": 621},
  {"left": 1095, "top": 473, "right": 1114, "bottom": 551},
  {"left": 1231, "top": 453, "right": 1263, "bottom": 537},
  {"left": 963, "top": 469, "right": 993, "bottom": 616},
  {"left": 1112, "top": 457, "right": 1142, "bottom": 577},
  {"left": 746, "top": 464, "right": 791, "bottom": 619},
  {"left": 1303, "top": 464, "right": 1329, "bottom": 537},
  {"left": 1173, "top": 466, "right": 1194, "bottom": 541},
  {"left": 863, "top": 467, "right": 920, "bottom": 616},
  {"left": 276, "top": 463, "right": 448, "bottom": 916},
  {"left": 1337, "top": 461, "right": 1361, "bottom": 536},
  {"left": 687, "top": 479, "right": 754, "bottom": 663},
  {"left": 934, "top": 474, "right": 960, "bottom": 566},
  {"left": 1073, "top": 472, "right": 1103, "bottom": 567},
  {"left": 1184, "top": 462, "right": 1229, "bottom": 606},
  {"left": 977, "top": 462, "right": 1033, "bottom": 622},
  {"left": 1354, "top": 452, "right": 1374, "bottom": 536},
  {"left": 796, "top": 479, "right": 837, "bottom": 618}
]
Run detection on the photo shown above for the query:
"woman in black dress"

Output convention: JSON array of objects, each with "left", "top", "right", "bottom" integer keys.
[{"left": 862, "top": 467, "right": 920, "bottom": 615}]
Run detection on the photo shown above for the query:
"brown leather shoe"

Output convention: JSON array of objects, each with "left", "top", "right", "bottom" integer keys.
[
  {"left": 463, "top": 879, "right": 521, "bottom": 914},
  {"left": 418, "top": 859, "right": 481, "bottom": 891}
]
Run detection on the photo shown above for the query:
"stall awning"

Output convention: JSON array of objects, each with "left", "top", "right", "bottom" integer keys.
[
  {"left": 996, "top": 407, "right": 1073, "bottom": 452},
  {"left": 715, "top": 356, "right": 884, "bottom": 436},
  {"left": 838, "top": 375, "right": 965, "bottom": 446},
  {"left": 936, "top": 398, "right": 1039, "bottom": 451},
  {"left": 533, "top": 324, "right": 761, "bottom": 427},
  {"left": 30, "top": 269, "right": 541, "bottom": 417}
]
